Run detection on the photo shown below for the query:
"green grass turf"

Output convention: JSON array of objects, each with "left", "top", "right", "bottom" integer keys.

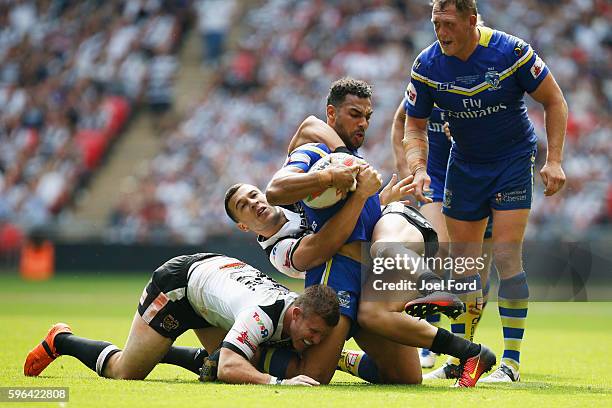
[{"left": 1, "top": 273, "right": 611, "bottom": 407}]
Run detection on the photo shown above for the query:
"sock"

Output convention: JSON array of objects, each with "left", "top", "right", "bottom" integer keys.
[
  {"left": 55, "top": 333, "right": 120, "bottom": 376},
  {"left": 337, "top": 349, "right": 380, "bottom": 384},
  {"left": 429, "top": 328, "right": 480, "bottom": 361},
  {"left": 256, "top": 347, "right": 298, "bottom": 378},
  {"left": 160, "top": 346, "right": 208, "bottom": 375},
  {"left": 422, "top": 313, "right": 441, "bottom": 354},
  {"left": 498, "top": 271, "right": 529, "bottom": 371},
  {"left": 448, "top": 274, "right": 483, "bottom": 366}
]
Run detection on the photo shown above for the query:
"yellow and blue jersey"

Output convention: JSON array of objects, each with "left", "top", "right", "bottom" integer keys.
[
  {"left": 284, "top": 143, "right": 381, "bottom": 244},
  {"left": 284, "top": 142, "right": 381, "bottom": 333},
  {"left": 405, "top": 27, "right": 549, "bottom": 163}
]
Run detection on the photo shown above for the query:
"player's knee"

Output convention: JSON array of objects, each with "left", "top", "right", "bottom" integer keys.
[
  {"left": 493, "top": 246, "right": 521, "bottom": 274},
  {"left": 304, "top": 365, "right": 335, "bottom": 385},
  {"left": 378, "top": 365, "right": 422, "bottom": 385}
]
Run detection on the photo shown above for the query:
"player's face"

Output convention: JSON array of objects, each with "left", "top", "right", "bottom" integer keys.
[
  {"left": 230, "top": 184, "right": 280, "bottom": 233},
  {"left": 289, "top": 310, "right": 332, "bottom": 353},
  {"left": 431, "top": 4, "right": 475, "bottom": 58},
  {"left": 328, "top": 94, "right": 373, "bottom": 151}
]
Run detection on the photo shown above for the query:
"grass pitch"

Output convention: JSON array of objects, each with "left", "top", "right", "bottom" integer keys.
[{"left": 1, "top": 273, "right": 611, "bottom": 408}]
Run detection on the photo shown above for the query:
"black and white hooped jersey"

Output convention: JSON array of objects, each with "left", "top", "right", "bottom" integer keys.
[
  {"left": 257, "top": 207, "right": 311, "bottom": 279},
  {"left": 186, "top": 255, "right": 297, "bottom": 360}
]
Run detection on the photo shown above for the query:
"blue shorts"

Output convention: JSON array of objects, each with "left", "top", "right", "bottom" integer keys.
[
  {"left": 305, "top": 254, "right": 361, "bottom": 339},
  {"left": 443, "top": 150, "right": 536, "bottom": 221},
  {"left": 424, "top": 165, "right": 447, "bottom": 203}
]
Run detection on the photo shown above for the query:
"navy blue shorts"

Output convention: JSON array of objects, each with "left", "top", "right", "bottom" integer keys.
[
  {"left": 443, "top": 150, "right": 536, "bottom": 221},
  {"left": 305, "top": 254, "right": 361, "bottom": 339}
]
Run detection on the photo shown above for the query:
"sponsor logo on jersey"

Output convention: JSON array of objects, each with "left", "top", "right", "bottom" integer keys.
[
  {"left": 530, "top": 56, "right": 545, "bottom": 79},
  {"left": 514, "top": 40, "right": 526, "bottom": 57},
  {"left": 162, "top": 314, "right": 179, "bottom": 331},
  {"left": 484, "top": 70, "right": 501, "bottom": 90},
  {"left": 443, "top": 189, "right": 452, "bottom": 209},
  {"left": 437, "top": 82, "right": 455, "bottom": 91},
  {"left": 413, "top": 58, "right": 421, "bottom": 71},
  {"left": 220, "top": 262, "right": 246, "bottom": 270},
  {"left": 283, "top": 248, "right": 291, "bottom": 268},
  {"left": 289, "top": 152, "right": 312, "bottom": 166},
  {"left": 337, "top": 290, "right": 351, "bottom": 309},
  {"left": 252, "top": 312, "right": 269, "bottom": 338},
  {"left": 496, "top": 189, "right": 528, "bottom": 204},
  {"left": 406, "top": 82, "right": 417, "bottom": 106},
  {"left": 446, "top": 102, "right": 507, "bottom": 119},
  {"left": 236, "top": 331, "right": 257, "bottom": 352}
]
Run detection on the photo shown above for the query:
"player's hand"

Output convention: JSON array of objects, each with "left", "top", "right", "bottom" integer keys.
[
  {"left": 329, "top": 164, "right": 359, "bottom": 191},
  {"left": 443, "top": 122, "right": 452, "bottom": 141},
  {"left": 281, "top": 375, "right": 320, "bottom": 386},
  {"left": 378, "top": 173, "right": 415, "bottom": 205},
  {"left": 355, "top": 166, "right": 383, "bottom": 198},
  {"left": 540, "top": 161, "right": 565, "bottom": 196},
  {"left": 409, "top": 168, "right": 433, "bottom": 204}
]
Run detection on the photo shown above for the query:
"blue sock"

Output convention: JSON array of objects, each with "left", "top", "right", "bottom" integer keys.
[{"left": 256, "top": 347, "right": 297, "bottom": 378}]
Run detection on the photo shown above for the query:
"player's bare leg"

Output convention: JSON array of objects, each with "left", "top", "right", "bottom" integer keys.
[
  {"left": 371, "top": 214, "right": 463, "bottom": 319},
  {"left": 354, "top": 329, "right": 421, "bottom": 384},
  {"left": 103, "top": 313, "right": 173, "bottom": 379},
  {"left": 480, "top": 209, "right": 530, "bottom": 383},
  {"left": 286, "top": 315, "right": 352, "bottom": 384}
]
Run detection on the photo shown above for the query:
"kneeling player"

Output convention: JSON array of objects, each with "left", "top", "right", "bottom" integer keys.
[{"left": 24, "top": 253, "right": 339, "bottom": 386}]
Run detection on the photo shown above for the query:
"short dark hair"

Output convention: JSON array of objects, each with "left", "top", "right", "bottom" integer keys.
[
  {"left": 224, "top": 183, "right": 243, "bottom": 223},
  {"left": 294, "top": 285, "right": 340, "bottom": 327},
  {"left": 326, "top": 77, "right": 373, "bottom": 107},
  {"left": 432, "top": 0, "right": 478, "bottom": 17}
]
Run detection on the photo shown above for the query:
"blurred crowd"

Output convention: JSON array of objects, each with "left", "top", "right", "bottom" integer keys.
[
  {"left": 109, "top": 0, "right": 610, "bottom": 244},
  {"left": 0, "top": 0, "right": 189, "bottom": 255},
  {"left": 1, "top": 0, "right": 608, "bottom": 247}
]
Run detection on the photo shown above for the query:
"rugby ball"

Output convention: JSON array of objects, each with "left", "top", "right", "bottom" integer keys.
[{"left": 303, "top": 152, "right": 360, "bottom": 209}]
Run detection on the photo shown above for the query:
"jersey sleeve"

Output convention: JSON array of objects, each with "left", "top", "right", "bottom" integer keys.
[
  {"left": 284, "top": 143, "right": 331, "bottom": 172},
  {"left": 404, "top": 53, "right": 434, "bottom": 119},
  {"left": 221, "top": 307, "right": 275, "bottom": 360},
  {"left": 511, "top": 39, "right": 549, "bottom": 93},
  {"left": 269, "top": 236, "right": 307, "bottom": 279}
]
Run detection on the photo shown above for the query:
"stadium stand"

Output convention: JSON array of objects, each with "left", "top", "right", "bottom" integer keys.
[
  {"left": 0, "top": 0, "right": 189, "bottom": 253},
  {"left": 107, "top": 0, "right": 610, "bottom": 244},
  {"left": 0, "top": 1, "right": 608, "bottom": 247}
]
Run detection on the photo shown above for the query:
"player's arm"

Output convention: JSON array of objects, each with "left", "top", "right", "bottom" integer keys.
[
  {"left": 404, "top": 114, "right": 431, "bottom": 203},
  {"left": 291, "top": 166, "right": 382, "bottom": 271},
  {"left": 218, "top": 311, "right": 319, "bottom": 386},
  {"left": 391, "top": 100, "right": 411, "bottom": 179},
  {"left": 287, "top": 116, "right": 346, "bottom": 153},
  {"left": 266, "top": 159, "right": 357, "bottom": 205},
  {"left": 529, "top": 73, "right": 568, "bottom": 196}
]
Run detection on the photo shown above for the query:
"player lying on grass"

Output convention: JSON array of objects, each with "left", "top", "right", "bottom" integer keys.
[
  {"left": 252, "top": 77, "right": 494, "bottom": 386},
  {"left": 24, "top": 253, "right": 339, "bottom": 386}
]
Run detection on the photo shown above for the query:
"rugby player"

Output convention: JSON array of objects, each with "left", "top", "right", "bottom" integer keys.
[
  {"left": 392, "top": 102, "right": 494, "bottom": 372},
  {"left": 403, "top": 0, "right": 568, "bottom": 382},
  {"left": 227, "top": 77, "right": 496, "bottom": 387},
  {"left": 24, "top": 253, "right": 339, "bottom": 386}
]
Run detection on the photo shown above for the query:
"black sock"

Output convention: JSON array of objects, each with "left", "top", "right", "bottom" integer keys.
[
  {"left": 429, "top": 328, "right": 480, "bottom": 362},
  {"left": 416, "top": 271, "right": 443, "bottom": 296},
  {"left": 54, "top": 333, "right": 120, "bottom": 375},
  {"left": 160, "top": 346, "right": 208, "bottom": 375}
]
